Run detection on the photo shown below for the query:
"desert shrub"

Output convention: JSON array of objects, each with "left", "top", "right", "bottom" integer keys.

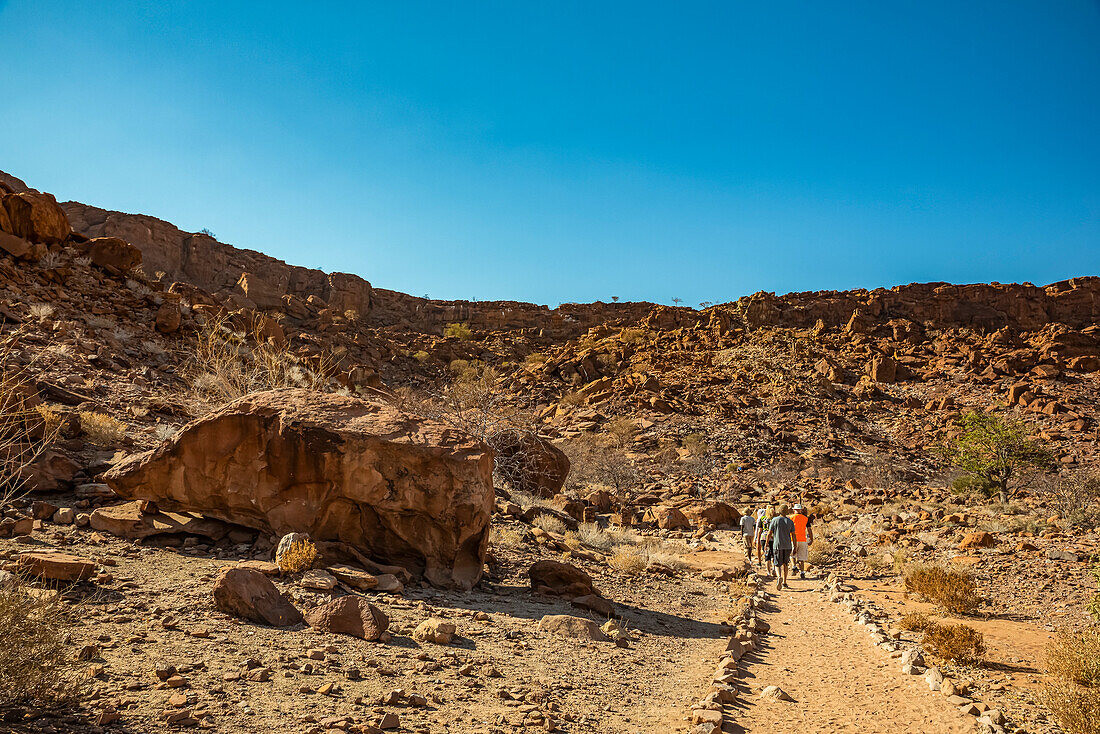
[
  {"left": 412, "top": 350, "right": 430, "bottom": 363},
  {"left": 1044, "top": 682, "right": 1100, "bottom": 734},
  {"left": 619, "top": 328, "right": 649, "bottom": 346},
  {"left": 0, "top": 576, "right": 86, "bottom": 708},
  {"left": 923, "top": 623, "right": 986, "bottom": 663},
  {"left": 891, "top": 547, "right": 911, "bottom": 574},
  {"left": 448, "top": 359, "right": 470, "bottom": 375},
  {"left": 153, "top": 424, "right": 178, "bottom": 442},
  {"left": 640, "top": 540, "right": 688, "bottom": 570},
  {"left": 1090, "top": 564, "right": 1100, "bottom": 623},
  {"left": 1048, "top": 628, "right": 1100, "bottom": 687},
  {"left": 510, "top": 490, "right": 553, "bottom": 512},
  {"left": 277, "top": 537, "right": 317, "bottom": 573},
  {"left": 681, "top": 432, "right": 709, "bottom": 455},
  {"left": 904, "top": 564, "right": 982, "bottom": 615},
  {"left": 489, "top": 525, "right": 526, "bottom": 548},
  {"left": 524, "top": 352, "right": 548, "bottom": 366},
  {"left": 560, "top": 434, "right": 639, "bottom": 495},
  {"left": 562, "top": 531, "right": 582, "bottom": 551},
  {"left": 806, "top": 538, "right": 835, "bottom": 567},
  {"left": 605, "top": 416, "right": 637, "bottom": 447},
  {"left": 1044, "top": 627, "right": 1100, "bottom": 734},
  {"left": 898, "top": 611, "right": 936, "bottom": 632},
  {"left": 533, "top": 514, "right": 567, "bottom": 535},
  {"left": 443, "top": 322, "right": 474, "bottom": 340},
  {"left": 559, "top": 390, "right": 586, "bottom": 407},
  {"left": 78, "top": 411, "right": 126, "bottom": 445},
  {"left": 608, "top": 547, "right": 646, "bottom": 575},
  {"left": 188, "top": 313, "right": 339, "bottom": 404}
]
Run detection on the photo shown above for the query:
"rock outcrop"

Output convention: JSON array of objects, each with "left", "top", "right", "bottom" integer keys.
[{"left": 103, "top": 389, "right": 495, "bottom": 588}]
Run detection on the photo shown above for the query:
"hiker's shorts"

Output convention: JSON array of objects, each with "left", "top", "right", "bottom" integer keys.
[
  {"left": 795, "top": 541, "right": 809, "bottom": 562},
  {"left": 743, "top": 535, "right": 755, "bottom": 555},
  {"left": 774, "top": 547, "right": 792, "bottom": 567}
]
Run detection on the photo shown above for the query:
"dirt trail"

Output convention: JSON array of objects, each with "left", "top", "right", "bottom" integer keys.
[{"left": 731, "top": 577, "right": 977, "bottom": 734}]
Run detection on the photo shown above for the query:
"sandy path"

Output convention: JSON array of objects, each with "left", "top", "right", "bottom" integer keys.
[{"left": 731, "top": 577, "right": 977, "bottom": 734}]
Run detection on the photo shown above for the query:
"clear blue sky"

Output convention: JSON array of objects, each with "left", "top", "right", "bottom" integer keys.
[{"left": 2, "top": 2, "right": 1098, "bottom": 306}]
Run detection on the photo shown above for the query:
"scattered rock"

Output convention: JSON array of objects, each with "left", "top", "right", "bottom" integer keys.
[
  {"left": 305, "top": 596, "right": 389, "bottom": 640},
  {"left": 211, "top": 566, "right": 303, "bottom": 627}
]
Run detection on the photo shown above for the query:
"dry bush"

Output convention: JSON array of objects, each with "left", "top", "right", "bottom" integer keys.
[
  {"left": 524, "top": 352, "right": 548, "bottom": 366},
  {"left": 904, "top": 564, "right": 982, "bottom": 615},
  {"left": 78, "top": 411, "right": 126, "bottom": 445},
  {"left": 923, "top": 623, "right": 986, "bottom": 663},
  {"left": 608, "top": 547, "right": 647, "bottom": 575},
  {"left": 562, "top": 530, "right": 582, "bottom": 551},
  {"left": 605, "top": 416, "right": 637, "bottom": 447},
  {"left": 489, "top": 525, "right": 526, "bottom": 548},
  {"left": 1, "top": 334, "right": 61, "bottom": 505},
  {"left": 561, "top": 434, "right": 639, "bottom": 495},
  {"left": 277, "top": 538, "right": 317, "bottom": 573},
  {"left": 1044, "top": 683, "right": 1100, "bottom": 734},
  {"left": 412, "top": 350, "right": 430, "bottom": 363},
  {"left": 559, "top": 390, "right": 586, "bottom": 407},
  {"left": 510, "top": 490, "right": 553, "bottom": 512},
  {"left": 806, "top": 538, "right": 835, "bottom": 567},
  {"left": 898, "top": 611, "right": 936, "bottom": 632},
  {"left": 618, "top": 327, "right": 649, "bottom": 345},
  {"left": 1048, "top": 628, "right": 1100, "bottom": 687},
  {"left": 1044, "top": 627, "right": 1100, "bottom": 734},
  {"left": 189, "top": 312, "right": 338, "bottom": 405},
  {"left": 640, "top": 540, "right": 688, "bottom": 570},
  {"left": 533, "top": 514, "right": 567, "bottom": 535},
  {"left": 0, "top": 578, "right": 86, "bottom": 709},
  {"left": 681, "top": 432, "right": 709, "bottom": 455}
]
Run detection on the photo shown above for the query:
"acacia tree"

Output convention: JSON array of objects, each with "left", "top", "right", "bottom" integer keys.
[{"left": 939, "top": 411, "right": 1053, "bottom": 503}]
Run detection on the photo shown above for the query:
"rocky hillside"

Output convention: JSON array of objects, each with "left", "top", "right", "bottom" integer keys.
[{"left": 2, "top": 168, "right": 1100, "bottom": 734}]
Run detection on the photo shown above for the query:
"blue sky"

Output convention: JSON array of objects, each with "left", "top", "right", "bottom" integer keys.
[{"left": 1, "top": 2, "right": 1098, "bottom": 306}]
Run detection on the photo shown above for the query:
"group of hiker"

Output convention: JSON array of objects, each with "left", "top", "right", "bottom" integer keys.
[{"left": 738, "top": 503, "right": 814, "bottom": 591}]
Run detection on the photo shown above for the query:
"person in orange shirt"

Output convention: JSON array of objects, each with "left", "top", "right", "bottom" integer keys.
[{"left": 791, "top": 504, "right": 814, "bottom": 580}]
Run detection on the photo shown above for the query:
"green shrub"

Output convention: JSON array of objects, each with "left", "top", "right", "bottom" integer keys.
[{"left": 444, "top": 322, "right": 474, "bottom": 340}]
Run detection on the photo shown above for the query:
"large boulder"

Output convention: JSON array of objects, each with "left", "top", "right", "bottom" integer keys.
[
  {"left": 489, "top": 430, "right": 570, "bottom": 497},
  {"left": 305, "top": 596, "right": 388, "bottom": 640},
  {"left": 103, "top": 389, "right": 494, "bottom": 589},
  {"left": 529, "top": 560, "right": 599, "bottom": 599},
  {"left": 212, "top": 566, "right": 302, "bottom": 627},
  {"left": 88, "top": 236, "right": 142, "bottom": 272},
  {"left": 1, "top": 192, "right": 70, "bottom": 244}
]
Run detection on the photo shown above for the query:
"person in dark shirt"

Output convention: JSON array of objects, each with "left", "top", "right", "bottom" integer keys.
[{"left": 766, "top": 503, "right": 796, "bottom": 591}]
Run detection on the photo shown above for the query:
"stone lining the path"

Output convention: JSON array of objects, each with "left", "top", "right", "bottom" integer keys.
[
  {"left": 822, "top": 577, "right": 1010, "bottom": 734},
  {"left": 686, "top": 573, "right": 769, "bottom": 734}
]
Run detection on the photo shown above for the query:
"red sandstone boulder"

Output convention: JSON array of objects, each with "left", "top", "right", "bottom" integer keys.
[
  {"left": 959, "top": 531, "right": 994, "bottom": 550},
  {"left": 88, "top": 236, "right": 142, "bottom": 272},
  {"left": 304, "top": 596, "right": 389, "bottom": 640},
  {"left": 1, "top": 191, "right": 70, "bottom": 244},
  {"left": 104, "top": 389, "right": 494, "bottom": 589},
  {"left": 212, "top": 566, "right": 302, "bottom": 627},
  {"left": 682, "top": 501, "right": 739, "bottom": 528},
  {"left": 644, "top": 505, "right": 691, "bottom": 530},
  {"left": 155, "top": 301, "right": 182, "bottom": 333},
  {"left": 529, "top": 560, "right": 599, "bottom": 599},
  {"left": 15, "top": 552, "right": 96, "bottom": 581},
  {"left": 0, "top": 231, "right": 34, "bottom": 260}
]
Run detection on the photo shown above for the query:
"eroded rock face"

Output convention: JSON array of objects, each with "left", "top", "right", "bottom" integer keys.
[{"left": 103, "top": 389, "right": 494, "bottom": 589}]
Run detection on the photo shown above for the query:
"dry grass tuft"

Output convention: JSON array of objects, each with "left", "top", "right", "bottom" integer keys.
[
  {"left": 904, "top": 564, "right": 982, "bottom": 615},
  {"left": 898, "top": 611, "right": 936, "bottom": 632},
  {"left": 78, "top": 411, "right": 126, "bottom": 445},
  {"left": 489, "top": 525, "right": 526, "bottom": 548},
  {"left": 608, "top": 547, "right": 647, "bottom": 575},
  {"left": 923, "top": 623, "right": 986, "bottom": 663},
  {"left": 277, "top": 538, "right": 317, "bottom": 573},
  {"left": 0, "top": 575, "right": 87, "bottom": 708},
  {"left": 533, "top": 514, "right": 567, "bottom": 535}
]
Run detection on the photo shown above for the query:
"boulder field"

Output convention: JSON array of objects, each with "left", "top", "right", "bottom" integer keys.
[{"left": 104, "top": 388, "right": 495, "bottom": 589}]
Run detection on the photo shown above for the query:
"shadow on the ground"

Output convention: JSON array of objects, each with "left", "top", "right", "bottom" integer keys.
[{"left": 403, "top": 582, "right": 732, "bottom": 640}]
